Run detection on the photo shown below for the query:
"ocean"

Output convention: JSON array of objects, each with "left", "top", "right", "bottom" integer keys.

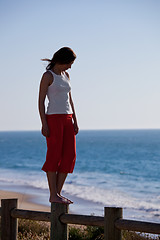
[{"left": 0, "top": 130, "right": 160, "bottom": 223}]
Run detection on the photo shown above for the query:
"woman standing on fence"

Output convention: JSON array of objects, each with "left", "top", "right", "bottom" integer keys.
[{"left": 38, "top": 47, "right": 79, "bottom": 204}]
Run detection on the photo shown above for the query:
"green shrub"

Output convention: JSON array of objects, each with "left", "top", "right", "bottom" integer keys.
[
  {"left": 85, "top": 226, "right": 104, "bottom": 240},
  {"left": 69, "top": 227, "right": 85, "bottom": 240},
  {"left": 69, "top": 225, "right": 104, "bottom": 240}
]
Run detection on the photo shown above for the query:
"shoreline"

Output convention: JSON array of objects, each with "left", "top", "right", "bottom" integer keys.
[
  {"left": 0, "top": 187, "right": 102, "bottom": 216},
  {"left": 1, "top": 188, "right": 160, "bottom": 224},
  {"left": 0, "top": 189, "right": 50, "bottom": 212},
  {"left": 0, "top": 189, "right": 87, "bottom": 232}
]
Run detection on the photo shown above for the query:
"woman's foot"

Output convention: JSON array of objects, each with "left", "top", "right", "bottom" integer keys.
[
  {"left": 60, "top": 195, "right": 73, "bottom": 204},
  {"left": 49, "top": 193, "right": 71, "bottom": 204}
]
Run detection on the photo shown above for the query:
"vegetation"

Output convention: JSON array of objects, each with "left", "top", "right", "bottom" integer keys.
[
  {"left": 0, "top": 217, "right": 159, "bottom": 239},
  {"left": 18, "top": 219, "right": 50, "bottom": 239},
  {"left": 69, "top": 225, "right": 160, "bottom": 240}
]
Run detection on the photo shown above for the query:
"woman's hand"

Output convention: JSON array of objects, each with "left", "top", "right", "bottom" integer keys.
[
  {"left": 41, "top": 124, "right": 50, "bottom": 137},
  {"left": 73, "top": 121, "right": 79, "bottom": 135}
]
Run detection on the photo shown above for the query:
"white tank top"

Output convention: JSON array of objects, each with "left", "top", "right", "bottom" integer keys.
[{"left": 46, "top": 70, "right": 73, "bottom": 115}]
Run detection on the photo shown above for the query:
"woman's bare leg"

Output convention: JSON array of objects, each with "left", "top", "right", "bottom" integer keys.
[
  {"left": 56, "top": 172, "right": 73, "bottom": 203},
  {"left": 46, "top": 171, "right": 69, "bottom": 203},
  {"left": 56, "top": 172, "right": 68, "bottom": 195}
]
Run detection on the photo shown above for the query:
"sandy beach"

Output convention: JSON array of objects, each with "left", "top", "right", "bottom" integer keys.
[
  {"left": 0, "top": 189, "right": 50, "bottom": 212},
  {"left": 0, "top": 186, "right": 98, "bottom": 216},
  {"left": 0, "top": 189, "right": 87, "bottom": 232}
]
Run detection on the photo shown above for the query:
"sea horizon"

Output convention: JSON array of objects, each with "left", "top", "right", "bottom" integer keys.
[{"left": 1, "top": 128, "right": 160, "bottom": 133}]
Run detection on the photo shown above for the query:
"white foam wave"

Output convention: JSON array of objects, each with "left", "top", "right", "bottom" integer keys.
[
  {"left": 63, "top": 183, "right": 160, "bottom": 217},
  {"left": 0, "top": 171, "right": 48, "bottom": 190},
  {"left": 1, "top": 169, "right": 160, "bottom": 220}
]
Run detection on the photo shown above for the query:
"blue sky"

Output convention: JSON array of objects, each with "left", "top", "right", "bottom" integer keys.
[{"left": 0, "top": 0, "right": 160, "bottom": 130}]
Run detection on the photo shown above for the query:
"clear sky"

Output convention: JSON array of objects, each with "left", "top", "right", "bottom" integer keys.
[{"left": 0, "top": 0, "right": 160, "bottom": 130}]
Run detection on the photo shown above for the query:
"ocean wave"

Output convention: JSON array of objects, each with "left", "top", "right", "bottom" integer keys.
[
  {"left": 63, "top": 183, "right": 160, "bottom": 215},
  {"left": 0, "top": 171, "right": 48, "bottom": 190},
  {"left": 1, "top": 169, "right": 160, "bottom": 221}
]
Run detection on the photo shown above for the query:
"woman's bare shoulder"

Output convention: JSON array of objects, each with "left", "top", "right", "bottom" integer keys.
[
  {"left": 41, "top": 71, "right": 54, "bottom": 85},
  {"left": 42, "top": 70, "right": 53, "bottom": 79}
]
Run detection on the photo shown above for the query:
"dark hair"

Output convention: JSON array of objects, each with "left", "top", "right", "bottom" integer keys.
[{"left": 42, "top": 47, "right": 76, "bottom": 70}]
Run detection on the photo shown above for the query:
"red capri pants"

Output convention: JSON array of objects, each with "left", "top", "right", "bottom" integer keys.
[{"left": 42, "top": 114, "right": 76, "bottom": 173}]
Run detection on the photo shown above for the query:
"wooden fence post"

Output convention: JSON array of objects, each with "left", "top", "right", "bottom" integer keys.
[
  {"left": 104, "top": 207, "right": 122, "bottom": 240},
  {"left": 50, "top": 202, "right": 69, "bottom": 240},
  {"left": 1, "top": 199, "right": 18, "bottom": 240}
]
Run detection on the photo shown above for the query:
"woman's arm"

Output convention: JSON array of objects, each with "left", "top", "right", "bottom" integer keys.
[
  {"left": 69, "top": 92, "right": 79, "bottom": 135},
  {"left": 38, "top": 71, "right": 53, "bottom": 137},
  {"left": 65, "top": 71, "right": 79, "bottom": 134}
]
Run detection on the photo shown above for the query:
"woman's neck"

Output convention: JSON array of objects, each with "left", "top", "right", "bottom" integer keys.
[{"left": 51, "top": 65, "right": 63, "bottom": 75}]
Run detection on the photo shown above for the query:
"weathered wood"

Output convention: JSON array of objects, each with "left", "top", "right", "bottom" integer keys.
[
  {"left": 61, "top": 213, "right": 104, "bottom": 226},
  {"left": 115, "top": 219, "right": 160, "bottom": 234},
  {"left": 1, "top": 198, "right": 160, "bottom": 238},
  {"left": 11, "top": 208, "right": 51, "bottom": 222},
  {"left": 51, "top": 203, "right": 69, "bottom": 240},
  {"left": 1, "top": 199, "right": 18, "bottom": 240},
  {"left": 104, "top": 207, "right": 122, "bottom": 240}
]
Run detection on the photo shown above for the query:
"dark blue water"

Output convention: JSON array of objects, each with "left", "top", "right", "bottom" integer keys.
[{"left": 0, "top": 130, "right": 160, "bottom": 221}]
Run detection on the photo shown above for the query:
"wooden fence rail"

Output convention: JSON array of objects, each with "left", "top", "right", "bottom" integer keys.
[{"left": 0, "top": 198, "right": 160, "bottom": 240}]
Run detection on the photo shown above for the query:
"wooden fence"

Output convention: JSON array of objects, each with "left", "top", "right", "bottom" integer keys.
[{"left": 0, "top": 198, "right": 160, "bottom": 240}]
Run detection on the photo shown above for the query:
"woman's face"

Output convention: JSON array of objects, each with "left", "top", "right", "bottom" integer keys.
[{"left": 61, "top": 61, "right": 74, "bottom": 71}]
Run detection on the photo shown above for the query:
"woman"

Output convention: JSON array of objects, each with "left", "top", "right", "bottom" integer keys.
[{"left": 38, "top": 47, "right": 79, "bottom": 204}]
